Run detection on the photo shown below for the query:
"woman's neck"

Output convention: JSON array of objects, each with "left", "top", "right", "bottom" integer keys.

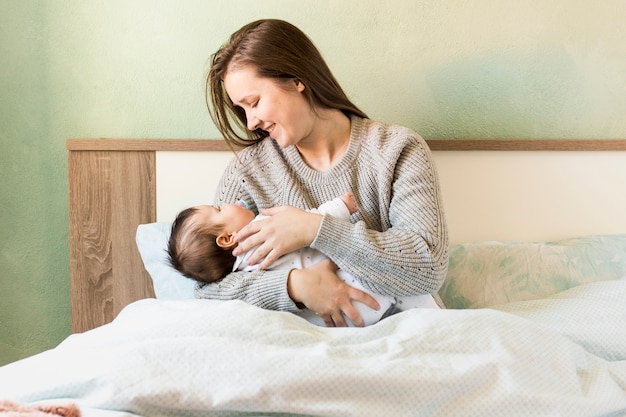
[{"left": 295, "top": 110, "right": 351, "bottom": 172}]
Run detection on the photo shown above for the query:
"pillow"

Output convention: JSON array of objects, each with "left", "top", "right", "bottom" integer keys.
[
  {"left": 136, "top": 222, "right": 195, "bottom": 299},
  {"left": 438, "top": 234, "right": 626, "bottom": 309}
]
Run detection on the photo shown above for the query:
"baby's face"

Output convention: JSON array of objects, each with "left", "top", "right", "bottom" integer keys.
[{"left": 193, "top": 204, "right": 255, "bottom": 234}]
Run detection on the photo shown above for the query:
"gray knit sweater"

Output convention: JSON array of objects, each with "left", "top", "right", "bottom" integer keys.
[{"left": 195, "top": 116, "right": 449, "bottom": 311}]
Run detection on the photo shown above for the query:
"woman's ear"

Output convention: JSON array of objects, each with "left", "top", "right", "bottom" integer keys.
[
  {"left": 294, "top": 79, "right": 305, "bottom": 92},
  {"left": 216, "top": 232, "right": 237, "bottom": 250}
]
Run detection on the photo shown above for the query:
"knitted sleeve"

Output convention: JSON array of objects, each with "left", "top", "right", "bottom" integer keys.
[
  {"left": 310, "top": 130, "right": 449, "bottom": 297},
  {"left": 194, "top": 145, "right": 300, "bottom": 311}
]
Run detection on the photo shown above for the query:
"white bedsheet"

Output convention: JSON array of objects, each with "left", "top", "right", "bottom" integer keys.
[{"left": 1, "top": 281, "right": 625, "bottom": 417}]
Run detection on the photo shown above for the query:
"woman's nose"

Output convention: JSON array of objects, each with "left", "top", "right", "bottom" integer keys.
[{"left": 246, "top": 111, "right": 260, "bottom": 131}]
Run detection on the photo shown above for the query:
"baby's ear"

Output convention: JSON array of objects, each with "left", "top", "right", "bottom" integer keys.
[{"left": 216, "top": 232, "right": 237, "bottom": 250}]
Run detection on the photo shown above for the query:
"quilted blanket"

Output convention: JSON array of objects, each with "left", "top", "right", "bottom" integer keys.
[{"left": 1, "top": 281, "right": 625, "bottom": 417}]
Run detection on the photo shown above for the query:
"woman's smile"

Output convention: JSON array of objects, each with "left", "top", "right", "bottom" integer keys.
[{"left": 223, "top": 65, "right": 311, "bottom": 148}]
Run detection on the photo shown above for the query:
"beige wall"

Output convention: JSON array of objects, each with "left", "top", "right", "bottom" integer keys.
[{"left": 1, "top": 0, "right": 625, "bottom": 365}]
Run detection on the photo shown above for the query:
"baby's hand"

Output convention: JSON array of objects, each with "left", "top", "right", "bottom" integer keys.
[{"left": 340, "top": 192, "right": 358, "bottom": 214}]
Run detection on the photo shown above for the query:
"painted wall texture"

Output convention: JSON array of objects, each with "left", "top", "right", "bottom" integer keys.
[{"left": 1, "top": 0, "right": 625, "bottom": 365}]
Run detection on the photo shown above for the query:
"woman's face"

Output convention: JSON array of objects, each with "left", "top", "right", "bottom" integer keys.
[{"left": 223, "top": 65, "right": 314, "bottom": 148}]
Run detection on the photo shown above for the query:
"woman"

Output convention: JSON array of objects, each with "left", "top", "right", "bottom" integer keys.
[{"left": 197, "top": 19, "right": 448, "bottom": 327}]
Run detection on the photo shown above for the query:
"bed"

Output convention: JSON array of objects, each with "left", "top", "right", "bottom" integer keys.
[{"left": 1, "top": 138, "right": 625, "bottom": 417}]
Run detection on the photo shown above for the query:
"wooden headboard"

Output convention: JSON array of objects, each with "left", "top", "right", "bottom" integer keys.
[{"left": 67, "top": 139, "right": 626, "bottom": 332}]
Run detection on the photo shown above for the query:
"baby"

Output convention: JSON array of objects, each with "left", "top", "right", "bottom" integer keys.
[{"left": 168, "top": 193, "right": 438, "bottom": 326}]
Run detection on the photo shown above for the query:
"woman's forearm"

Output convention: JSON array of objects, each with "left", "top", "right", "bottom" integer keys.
[
  {"left": 312, "top": 213, "right": 448, "bottom": 297},
  {"left": 194, "top": 269, "right": 299, "bottom": 311}
]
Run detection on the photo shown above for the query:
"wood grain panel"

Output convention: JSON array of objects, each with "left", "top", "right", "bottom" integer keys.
[
  {"left": 67, "top": 139, "right": 234, "bottom": 152},
  {"left": 427, "top": 139, "right": 626, "bottom": 151},
  {"left": 69, "top": 150, "right": 156, "bottom": 332},
  {"left": 67, "top": 138, "right": 626, "bottom": 152}
]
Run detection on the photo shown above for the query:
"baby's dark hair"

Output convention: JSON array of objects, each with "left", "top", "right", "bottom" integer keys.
[{"left": 167, "top": 207, "right": 236, "bottom": 283}]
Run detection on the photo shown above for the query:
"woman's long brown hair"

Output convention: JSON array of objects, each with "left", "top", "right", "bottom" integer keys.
[{"left": 206, "top": 19, "right": 367, "bottom": 148}]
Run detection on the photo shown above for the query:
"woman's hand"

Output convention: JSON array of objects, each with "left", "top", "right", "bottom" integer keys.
[
  {"left": 233, "top": 205, "right": 322, "bottom": 270},
  {"left": 287, "top": 260, "right": 380, "bottom": 327}
]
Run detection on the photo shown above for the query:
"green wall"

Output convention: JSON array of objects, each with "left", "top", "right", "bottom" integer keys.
[{"left": 1, "top": 0, "right": 625, "bottom": 365}]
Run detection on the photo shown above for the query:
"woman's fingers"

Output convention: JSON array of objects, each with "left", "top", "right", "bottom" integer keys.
[
  {"left": 256, "top": 248, "right": 281, "bottom": 270},
  {"left": 340, "top": 305, "right": 364, "bottom": 328},
  {"left": 321, "top": 311, "right": 348, "bottom": 328},
  {"left": 232, "top": 220, "right": 265, "bottom": 256},
  {"left": 331, "top": 288, "right": 380, "bottom": 328},
  {"left": 236, "top": 236, "right": 283, "bottom": 268},
  {"left": 322, "top": 315, "right": 335, "bottom": 327},
  {"left": 318, "top": 287, "right": 378, "bottom": 328},
  {"left": 349, "top": 287, "right": 380, "bottom": 312},
  {"left": 288, "top": 260, "right": 383, "bottom": 328},
  {"left": 232, "top": 218, "right": 282, "bottom": 264},
  {"left": 233, "top": 206, "right": 322, "bottom": 265}
]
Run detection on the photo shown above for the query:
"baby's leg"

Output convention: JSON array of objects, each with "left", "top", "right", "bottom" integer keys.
[
  {"left": 336, "top": 270, "right": 395, "bottom": 326},
  {"left": 293, "top": 309, "right": 326, "bottom": 327},
  {"left": 395, "top": 294, "right": 441, "bottom": 310}
]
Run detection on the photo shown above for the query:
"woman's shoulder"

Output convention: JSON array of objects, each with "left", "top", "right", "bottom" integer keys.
[
  {"left": 236, "top": 137, "right": 280, "bottom": 158},
  {"left": 228, "top": 137, "right": 283, "bottom": 168},
  {"left": 354, "top": 117, "right": 429, "bottom": 155}
]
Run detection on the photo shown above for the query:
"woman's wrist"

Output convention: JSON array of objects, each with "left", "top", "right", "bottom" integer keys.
[
  {"left": 287, "top": 269, "right": 305, "bottom": 308},
  {"left": 305, "top": 212, "right": 323, "bottom": 246}
]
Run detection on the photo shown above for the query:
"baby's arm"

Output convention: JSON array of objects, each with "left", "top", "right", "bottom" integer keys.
[
  {"left": 313, "top": 192, "right": 357, "bottom": 221},
  {"left": 339, "top": 192, "right": 357, "bottom": 215}
]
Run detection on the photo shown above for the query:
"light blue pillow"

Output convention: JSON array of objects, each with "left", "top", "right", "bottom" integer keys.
[
  {"left": 439, "top": 234, "right": 626, "bottom": 309},
  {"left": 136, "top": 222, "right": 195, "bottom": 299}
]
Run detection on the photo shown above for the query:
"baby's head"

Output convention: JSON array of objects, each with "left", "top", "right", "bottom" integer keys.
[{"left": 167, "top": 203, "right": 255, "bottom": 283}]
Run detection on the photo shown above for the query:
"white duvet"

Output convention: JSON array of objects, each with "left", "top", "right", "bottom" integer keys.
[{"left": 1, "top": 281, "right": 625, "bottom": 417}]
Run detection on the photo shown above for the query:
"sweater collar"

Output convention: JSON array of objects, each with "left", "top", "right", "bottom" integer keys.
[{"left": 283, "top": 116, "right": 364, "bottom": 181}]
